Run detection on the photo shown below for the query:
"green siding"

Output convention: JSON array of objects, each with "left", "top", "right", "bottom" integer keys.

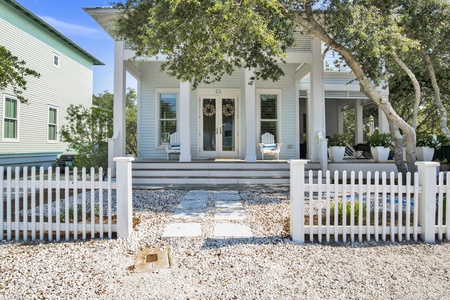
[{"left": 0, "top": 1, "right": 93, "bottom": 69}]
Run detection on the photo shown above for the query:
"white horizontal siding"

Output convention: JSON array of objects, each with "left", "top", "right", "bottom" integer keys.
[
  {"left": 0, "top": 6, "right": 93, "bottom": 159},
  {"left": 256, "top": 64, "right": 298, "bottom": 159},
  {"left": 138, "top": 63, "right": 299, "bottom": 160},
  {"left": 139, "top": 62, "right": 179, "bottom": 159}
]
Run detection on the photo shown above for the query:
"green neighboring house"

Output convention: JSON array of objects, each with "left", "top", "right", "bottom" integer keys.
[{"left": 0, "top": 0, "right": 102, "bottom": 168}]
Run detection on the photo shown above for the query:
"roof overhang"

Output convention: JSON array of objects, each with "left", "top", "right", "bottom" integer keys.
[{"left": 83, "top": 7, "right": 119, "bottom": 40}]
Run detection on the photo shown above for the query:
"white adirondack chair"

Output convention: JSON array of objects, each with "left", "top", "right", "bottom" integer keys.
[
  {"left": 165, "top": 132, "right": 180, "bottom": 160},
  {"left": 259, "top": 132, "right": 282, "bottom": 160}
]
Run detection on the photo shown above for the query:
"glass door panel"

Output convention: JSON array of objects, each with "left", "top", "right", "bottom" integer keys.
[
  {"left": 200, "top": 96, "right": 238, "bottom": 158},
  {"left": 221, "top": 98, "right": 235, "bottom": 152},
  {"left": 202, "top": 98, "right": 217, "bottom": 151}
]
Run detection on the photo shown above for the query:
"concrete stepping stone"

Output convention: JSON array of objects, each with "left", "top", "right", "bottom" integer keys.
[
  {"left": 214, "top": 223, "right": 253, "bottom": 238},
  {"left": 216, "top": 194, "right": 241, "bottom": 201},
  {"left": 172, "top": 209, "right": 206, "bottom": 219},
  {"left": 178, "top": 199, "right": 207, "bottom": 209},
  {"left": 215, "top": 208, "right": 246, "bottom": 220},
  {"left": 161, "top": 223, "right": 202, "bottom": 240},
  {"left": 183, "top": 194, "right": 210, "bottom": 200},
  {"left": 217, "top": 190, "right": 238, "bottom": 195},
  {"left": 215, "top": 200, "right": 243, "bottom": 209}
]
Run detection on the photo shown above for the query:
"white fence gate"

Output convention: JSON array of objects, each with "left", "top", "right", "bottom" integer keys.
[
  {"left": 290, "top": 160, "right": 450, "bottom": 243},
  {"left": 1, "top": 157, "right": 133, "bottom": 242}
]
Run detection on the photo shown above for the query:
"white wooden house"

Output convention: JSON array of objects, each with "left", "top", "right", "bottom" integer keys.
[
  {"left": 86, "top": 7, "right": 392, "bottom": 184},
  {"left": 0, "top": 0, "right": 102, "bottom": 168}
]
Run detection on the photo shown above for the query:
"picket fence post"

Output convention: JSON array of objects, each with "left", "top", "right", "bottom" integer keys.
[
  {"left": 416, "top": 161, "right": 439, "bottom": 243},
  {"left": 289, "top": 159, "right": 307, "bottom": 243},
  {"left": 114, "top": 157, "right": 134, "bottom": 238}
]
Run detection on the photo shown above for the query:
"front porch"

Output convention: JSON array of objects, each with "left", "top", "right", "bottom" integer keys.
[{"left": 131, "top": 159, "right": 398, "bottom": 186}]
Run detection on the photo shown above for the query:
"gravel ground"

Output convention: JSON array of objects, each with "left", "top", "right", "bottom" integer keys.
[{"left": 1, "top": 189, "right": 450, "bottom": 300}]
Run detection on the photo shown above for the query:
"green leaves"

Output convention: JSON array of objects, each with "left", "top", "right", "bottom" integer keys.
[
  {"left": 0, "top": 45, "right": 40, "bottom": 103},
  {"left": 113, "top": 0, "right": 295, "bottom": 88}
]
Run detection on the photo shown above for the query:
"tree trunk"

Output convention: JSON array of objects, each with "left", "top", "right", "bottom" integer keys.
[
  {"left": 389, "top": 123, "right": 407, "bottom": 178},
  {"left": 421, "top": 49, "right": 450, "bottom": 139},
  {"left": 392, "top": 53, "right": 421, "bottom": 129},
  {"left": 295, "top": 15, "right": 416, "bottom": 174}
]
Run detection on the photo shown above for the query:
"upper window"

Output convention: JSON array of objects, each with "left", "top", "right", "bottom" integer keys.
[
  {"left": 158, "top": 93, "right": 177, "bottom": 145},
  {"left": 259, "top": 93, "right": 279, "bottom": 142},
  {"left": 3, "top": 96, "right": 19, "bottom": 141},
  {"left": 48, "top": 106, "right": 58, "bottom": 142},
  {"left": 53, "top": 53, "right": 60, "bottom": 67}
]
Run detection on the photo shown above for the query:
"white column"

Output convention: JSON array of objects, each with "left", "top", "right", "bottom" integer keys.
[
  {"left": 179, "top": 81, "right": 191, "bottom": 162},
  {"left": 112, "top": 41, "right": 127, "bottom": 170},
  {"left": 289, "top": 159, "right": 307, "bottom": 243},
  {"left": 245, "top": 69, "right": 257, "bottom": 162},
  {"left": 378, "top": 106, "right": 389, "bottom": 133},
  {"left": 114, "top": 157, "right": 134, "bottom": 238},
  {"left": 416, "top": 161, "right": 439, "bottom": 243},
  {"left": 337, "top": 106, "right": 344, "bottom": 134},
  {"left": 307, "top": 37, "right": 325, "bottom": 162},
  {"left": 355, "top": 100, "right": 363, "bottom": 144},
  {"left": 295, "top": 79, "right": 300, "bottom": 158}
]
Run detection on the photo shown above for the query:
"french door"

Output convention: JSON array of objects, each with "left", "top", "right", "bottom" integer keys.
[{"left": 200, "top": 96, "right": 238, "bottom": 158}]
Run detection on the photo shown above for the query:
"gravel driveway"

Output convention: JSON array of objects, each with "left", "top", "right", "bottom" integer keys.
[{"left": 1, "top": 189, "right": 449, "bottom": 299}]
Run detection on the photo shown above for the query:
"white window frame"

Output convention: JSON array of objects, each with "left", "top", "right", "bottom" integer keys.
[
  {"left": 2, "top": 94, "right": 20, "bottom": 142},
  {"left": 155, "top": 89, "right": 179, "bottom": 148},
  {"left": 257, "top": 89, "right": 281, "bottom": 143},
  {"left": 53, "top": 52, "right": 60, "bottom": 68},
  {"left": 47, "top": 105, "right": 59, "bottom": 143}
]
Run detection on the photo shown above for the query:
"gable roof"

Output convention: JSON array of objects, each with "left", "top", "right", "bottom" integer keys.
[{"left": 4, "top": 0, "right": 103, "bottom": 65}]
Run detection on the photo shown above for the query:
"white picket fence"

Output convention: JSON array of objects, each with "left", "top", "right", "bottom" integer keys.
[
  {"left": 1, "top": 157, "right": 134, "bottom": 242},
  {"left": 290, "top": 160, "right": 449, "bottom": 243}
]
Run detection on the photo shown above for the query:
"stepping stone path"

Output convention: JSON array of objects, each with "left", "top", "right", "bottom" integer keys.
[{"left": 161, "top": 190, "right": 253, "bottom": 240}]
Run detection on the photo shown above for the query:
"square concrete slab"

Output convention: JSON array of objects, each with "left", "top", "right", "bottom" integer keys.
[
  {"left": 216, "top": 194, "right": 241, "bottom": 201},
  {"left": 172, "top": 209, "right": 206, "bottom": 219},
  {"left": 161, "top": 223, "right": 202, "bottom": 240},
  {"left": 187, "top": 190, "right": 213, "bottom": 194},
  {"left": 214, "top": 223, "right": 253, "bottom": 238},
  {"left": 178, "top": 199, "right": 207, "bottom": 209},
  {"left": 183, "top": 194, "right": 211, "bottom": 200},
  {"left": 134, "top": 248, "right": 171, "bottom": 272},
  {"left": 217, "top": 190, "right": 238, "bottom": 195},
  {"left": 215, "top": 209, "right": 246, "bottom": 220},
  {"left": 215, "top": 200, "right": 243, "bottom": 209}
]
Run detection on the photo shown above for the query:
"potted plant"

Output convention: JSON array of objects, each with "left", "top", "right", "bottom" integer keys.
[
  {"left": 327, "top": 133, "right": 347, "bottom": 162},
  {"left": 367, "top": 130, "right": 392, "bottom": 162},
  {"left": 416, "top": 135, "right": 440, "bottom": 161}
]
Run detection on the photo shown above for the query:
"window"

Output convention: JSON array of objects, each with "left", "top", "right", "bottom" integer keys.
[
  {"left": 259, "top": 93, "right": 279, "bottom": 142},
  {"left": 48, "top": 106, "right": 58, "bottom": 142},
  {"left": 3, "top": 96, "right": 19, "bottom": 141},
  {"left": 53, "top": 53, "right": 60, "bottom": 67},
  {"left": 158, "top": 93, "right": 177, "bottom": 145}
]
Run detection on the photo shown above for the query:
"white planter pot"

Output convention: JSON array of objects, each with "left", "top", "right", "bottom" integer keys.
[
  {"left": 329, "top": 146, "right": 346, "bottom": 162},
  {"left": 371, "top": 146, "right": 390, "bottom": 162},
  {"left": 416, "top": 146, "right": 434, "bottom": 161}
]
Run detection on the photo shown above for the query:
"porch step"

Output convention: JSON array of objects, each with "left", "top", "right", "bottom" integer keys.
[{"left": 131, "top": 160, "right": 321, "bottom": 186}]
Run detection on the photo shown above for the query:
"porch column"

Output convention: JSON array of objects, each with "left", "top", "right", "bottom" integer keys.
[
  {"left": 112, "top": 40, "right": 127, "bottom": 167},
  {"left": 307, "top": 37, "right": 325, "bottom": 162},
  {"left": 245, "top": 69, "right": 257, "bottom": 162},
  {"left": 378, "top": 106, "right": 389, "bottom": 133},
  {"left": 179, "top": 81, "right": 191, "bottom": 162},
  {"left": 337, "top": 105, "right": 344, "bottom": 134},
  {"left": 355, "top": 99, "right": 364, "bottom": 144}
]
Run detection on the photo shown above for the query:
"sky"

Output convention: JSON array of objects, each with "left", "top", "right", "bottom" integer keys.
[{"left": 15, "top": 0, "right": 136, "bottom": 95}]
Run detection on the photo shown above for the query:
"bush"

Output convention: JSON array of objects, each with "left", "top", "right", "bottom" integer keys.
[
  {"left": 367, "top": 129, "right": 392, "bottom": 147},
  {"left": 328, "top": 133, "right": 347, "bottom": 147}
]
